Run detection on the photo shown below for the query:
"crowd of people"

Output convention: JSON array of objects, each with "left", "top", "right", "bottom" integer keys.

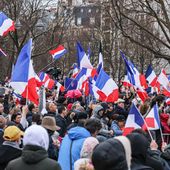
[{"left": 0, "top": 81, "right": 170, "bottom": 170}]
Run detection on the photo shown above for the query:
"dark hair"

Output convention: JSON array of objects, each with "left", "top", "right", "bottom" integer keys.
[
  {"left": 28, "top": 103, "right": 35, "bottom": 112},
  {"left": 85, "top": 118, "right": 102, "bottom": 135},
  {"left": 32, "top": 113, "right": 41, "bottom": 125},
  {"left": 11, "top": 113, "right": 21, "bottom": 122},
  {"left": 58, "top": 105, "right": 66, "bottom": 114}
]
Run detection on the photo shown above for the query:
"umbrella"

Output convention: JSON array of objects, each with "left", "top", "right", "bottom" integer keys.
[{"left": 65, "top": 89, "right": 82, "bottom": 99}]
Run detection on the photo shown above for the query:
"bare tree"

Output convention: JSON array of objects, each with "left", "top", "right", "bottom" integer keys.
[
  {"left": 0, "top": 0, "right": 73, "bottom": 79},
  {"left": 110, "top": 0, "right": 170, "bottom": 63}
]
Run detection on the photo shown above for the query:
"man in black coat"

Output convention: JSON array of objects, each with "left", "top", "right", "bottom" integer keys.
[
  {"left": 56, "top": 105, "right": 68, "bottom": 137},
  {"left": 0, "top": 126, "right": 23, "bottom": 170}
]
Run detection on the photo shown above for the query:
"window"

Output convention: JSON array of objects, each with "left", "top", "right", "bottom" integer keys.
[
  {"left": 90, "top": 17, "right": 95, "bottom": 24},
  {"left": 96, "top": 9, "right": 99, "bottom": 13},
  {"left": 88, "top": 9, "right": 91, "bottom": 13},
  {"left": 77, "top": 17, "right": 82, "bottom": 25}
]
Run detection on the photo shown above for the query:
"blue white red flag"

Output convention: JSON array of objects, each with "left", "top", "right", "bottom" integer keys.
[
  {"left": 77, "top": 42, "right": 93, "bottom": 69},
  {"left": 158, "top": 69, "right": 170, "bottom": 97},
  {"left": 123, "top": 103, "right": 145, "bottom": 136},
  {"left": 0, "top": 12, "right": 15, "bottom": 36},
  {"left": 120, "top": 51, "right": 141, "bottom": 88},
  {"left": 145, "top": 65, "right": 157, "bottom": 87},
  {"left": 49, "top": 45, "right": 67, "bottom": 60},
  {"left": 95, "top": 69, "right": 119, "bottom": 102},
  {"left": 10, "top": 39, "right": 39, "bottom": 105},
  {"left": 144, "top": 104, "right": 161, "bottom": 130},
  {"left": 39, "top": 72, "right": 55, "bottom": 90}
]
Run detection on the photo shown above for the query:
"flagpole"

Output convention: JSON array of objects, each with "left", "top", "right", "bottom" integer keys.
[
  {"left": 142, "top": 117, "right": 154, "bottom": 141},
  {"left": 136, "top": 106, "right": 154, "bottom": 141},
  {"left": 37, "top": 60, "right": 56, "bottom": 74}
]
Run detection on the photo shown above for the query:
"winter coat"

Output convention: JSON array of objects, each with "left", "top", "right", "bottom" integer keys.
[
  {"left": 91, "top": 106, "right": 111, "bottom": 138},
  {"left": 5, "top": 145, "right": 61, "bottom": 170},
  {"left": 0, "top": 142, "right": 22, "bottom": 170},
  {"left": 56, "top": 114, "right": 68, "bottom": 137},
  {"left": 111, "top": 120, "right": 123, "bottom": 136},
  {"left": 0, "top": 129, "right": 4, "bottom": 145},
  {"left": 114, "top": 105, "right": 128, "bottom": 118},
  {"left": 127, "top": 133, "right": 153, "bottom": 170},
  {"left": 58, "top": 126, "right": 91, "bottom": 170}
]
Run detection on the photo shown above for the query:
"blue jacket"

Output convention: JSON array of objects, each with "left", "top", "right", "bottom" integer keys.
[
  {"left": 111, "top": 121, "right": 123, "bottom": 136},
  {"left": 58, "top": 126, "right": 91, "bottom": 170}
]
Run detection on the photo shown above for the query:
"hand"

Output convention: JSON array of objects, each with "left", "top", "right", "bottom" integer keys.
[
  {"left": 161, "top": 142, "right": 167, "bottom": 152},
  {"left": 22, "top": 105, "right": 28, "bottom": 115},
  {"left": 150, "top": 140, "right": 158, "bottom": 150},
  {"left": 109, "top": 130, "right": 114, "bottom": 136}
]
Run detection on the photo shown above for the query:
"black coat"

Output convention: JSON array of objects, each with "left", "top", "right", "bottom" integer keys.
[
  {"left": 0, "top": 143, "right": 22, "bottom": 170},
  {"left": 0, "top": 129, "right": 4, "bottom": 145},
  {"left": 56, "top": 114, "right": 67, "bottom": 137},
  {"left": 6, "top": 145, "right": 61, "bottom": 170}
]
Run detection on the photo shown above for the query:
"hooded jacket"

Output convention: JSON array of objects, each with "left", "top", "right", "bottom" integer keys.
[
  {"left": 127, "top": 133, "right": 153, "bottom": 170},
  {"left": 5, "top": 145, "right": 61, "bottom": 170},
  {"left": 0, "top": 141, "right": 22, "bottom": 170},
  {"left": 58, "top": 126, "right": 91, "bottom": 170}
]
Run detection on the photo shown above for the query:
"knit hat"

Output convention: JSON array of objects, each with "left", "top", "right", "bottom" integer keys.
[
  {"left": 92, "top": 136, "right": 131, "bottom": 170},
  {"left": 80, "top": 137, "right": 99, "bottom": 158},
  {"left": 41, "top": 116, "right": 60, "bottom": 131},
  {"left": 3, "top": 126, "right": 24, "bottom": 141},
  {"left": 23, "top": 125, "right": 49, "bottom": 151}
]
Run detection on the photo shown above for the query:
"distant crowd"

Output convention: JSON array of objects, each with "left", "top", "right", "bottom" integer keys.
[{"left": 0, "top": 80, "right": 170, "bottom": 170}]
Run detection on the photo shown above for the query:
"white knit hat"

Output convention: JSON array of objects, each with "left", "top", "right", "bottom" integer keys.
[{"left": 23, "top": 125, "right": 49, "bottom": 151}]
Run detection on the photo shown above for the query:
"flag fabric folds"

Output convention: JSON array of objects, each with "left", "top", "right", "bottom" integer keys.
[
  {"left": 145, "top": 65, "right": 157, "bottom": 87},
  {"left": 39, "top": 72, "right": 55, "bottom": 90},
  {"left": 0, "top": 12, "right": 15, "bottom": 36},
  {"left": 158, "top": 69, "right": 170, "bottom": 97},
  {"left": 49, "top": 45, "right": 67, "bottom": 60},
  {"left": 77, "top": 42, "right": 93, "bottom": 69},
  {"left": 145, "top": 104, "right": 161, "bottom": 130},
  {"left": 10, "top": 39, "right": 39, "bottom": 105},
  {"left": 95, "top": 69, "right": 119, "bottom": 102},
  {"left": 123, "top": 103, "right": 145, "bottom": 136}
]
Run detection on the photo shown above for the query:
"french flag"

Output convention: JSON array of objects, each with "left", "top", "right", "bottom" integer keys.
[
  {"left": 12, "top": 91, "right": 22, "bottom": 105},
  {"left": 10, "top": 39, "right": 39, "bottom": 105},
  {"left": 122, "top": 75, "right": 132, "bottom": 87},
  {"left": 123, "top": 103, "right": 145, "bottom": 136},
  {"left": 0, "top": 12, "right": 15, "bottom": 36},
  {"left": 120, "top": 51, "right": 141, "bottom": 88},
  {"left": 0, "top": 48, "right": 7, "bottom": 57},
  {"left": 77, "top": 42, "right": 93, "bottom": 69},
  {"left": 39, "top": 72, "right": 55, "bottom": 90},
  {"left": 136, "top": 86, "right": 148, "bottom": 103},
  {"left": 49, "top": 45, "right": 67, "bottom": 60},
  {"left": 145, "top": 65, "right": 157, "bottom": 87},
  {"left": 157, "top": 69, "right": 170, "bottom": 97},
  {"left": 95, "top": 69, "right": 119, "bottom": 102},
  {"left": 64, "top": 77, "right": 77, "bottom": 91},
  {"left": 71, "top": 63, "right": 79, "bottom": 78},
  {"left": 144, "top": 104, "right": 161, "bottom": 130},
  {"left": 75, "top": 68, "right": 97, "bottom": 90}
]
